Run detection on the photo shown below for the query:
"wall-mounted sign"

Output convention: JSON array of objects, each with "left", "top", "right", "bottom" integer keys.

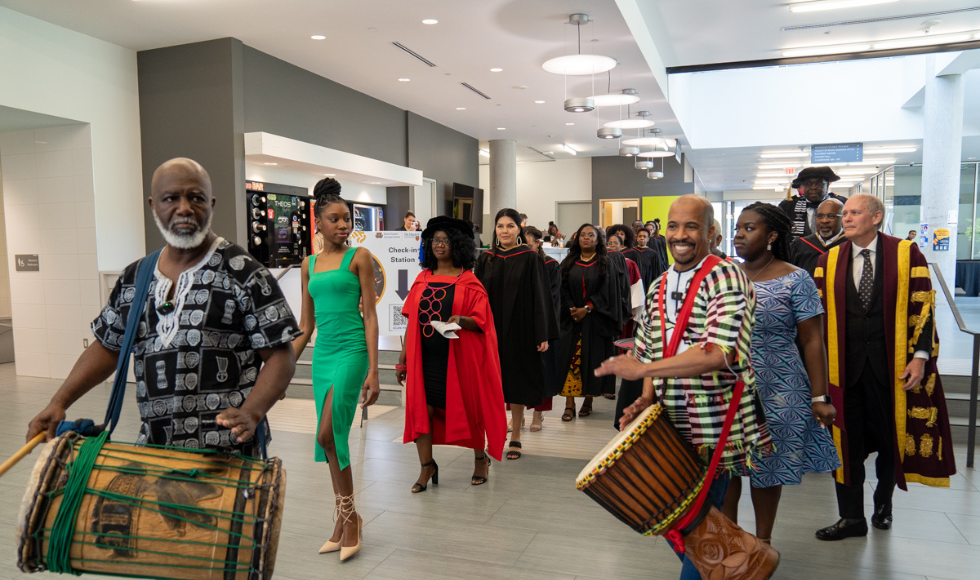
[
  {"left": 811, "top": 143, "right": 863, "bottom": 164},
  {"left": 919, "top": 223, "right": 929, "bottom": 249},
  {"left": 933, "top": 228, "right": 950, "bottom": 252},
  {"left": 14, "top": 254, "right": 39, "bottom": 272}
]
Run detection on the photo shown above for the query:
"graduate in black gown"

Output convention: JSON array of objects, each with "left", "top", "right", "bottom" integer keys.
[
  {"left": 474, "top": 209, "right": 559, "bottom": 460},
  {"left": 523, "top": 226, "right": 561, "bottom": 431},
  {"left": 557, "top": 224, "right": 627, "bottom": 420},
  {"left": 649, "top": 218, "right": 670, "bottom": 267},
  {"left": 635, "top": 227, "right": 666, "bottom": 288}
]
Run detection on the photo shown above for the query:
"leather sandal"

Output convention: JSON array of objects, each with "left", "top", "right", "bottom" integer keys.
[
  {"left": 561, "top": 406, "right": 575, "bottom": 422},
  {"left": 472, "top": 451, "right": 491, "bottom": 485},
  {"left": 506, "top": 441, "right": 522, "bottom": 460},
  {"left": 411, "top": 460, "right": 438, "bottom": 493},
  {"left": 578, "top": 401, "right": 593, "bottom": 417}
]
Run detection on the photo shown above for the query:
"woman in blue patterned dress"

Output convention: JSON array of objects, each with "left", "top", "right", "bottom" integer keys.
[{"left": 721, "top": 202, "right": 840, "bottom": 544}]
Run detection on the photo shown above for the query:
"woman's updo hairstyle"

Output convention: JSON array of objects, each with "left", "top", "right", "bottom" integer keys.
[
  {"left": 313, "top": 177, "right": 345, "bottom": 218},
  {"left": 743, "top": 201, "right": 792, "bottom": 262}
]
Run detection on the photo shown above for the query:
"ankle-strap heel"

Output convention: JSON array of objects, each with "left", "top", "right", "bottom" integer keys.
[{"left": 411, "top": 460, "right": 438, "bottom": 493}]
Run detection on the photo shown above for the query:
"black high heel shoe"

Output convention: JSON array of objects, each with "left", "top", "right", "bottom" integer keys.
[
  {"left": 411, "top": 460, "right": 438, "bottom": 493},
  {"left": 471, "top": 451, "right": 491, "bottom": 486}
]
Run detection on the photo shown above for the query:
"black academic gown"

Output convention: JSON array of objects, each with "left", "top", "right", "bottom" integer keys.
[
  {"left": 634, "top": 246, "right": 664, "bottom": 290},
  {"left": 542, "top": 256, "right": 563, "bottom": 398},
  {"left": 557, "top": 254, "right": 625, "bottom": 397},
  {"left": 650, "top": 235, "right": 669, "bottom": 268},
  {"left": 475, "top": 246, "right": 559, "bottom": 407},
  {"left": 790, "top": 233, "right": 846, "bottom": 277}
]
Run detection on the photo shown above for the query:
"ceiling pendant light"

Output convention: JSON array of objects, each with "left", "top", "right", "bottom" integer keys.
[
  {"left": 543, "top": 14, "right": 618, "bottom": 76},
  {"left": 594, "top": 88, "right": 640, "bottom": 107},
  {"left": 623, "top": 128, "right": 675, "bottom": 148},
  {"left": 635, "top": 159, "right": 654, "bottom": 170},
  {"left": 597, "top": 127, "right": 622, "bottom": 139},
  {"left": 565, "top": 97, "right": 595, "bottom": 113},
  {"left": 647, "top": 156, "right": 665, "bottom": 179},
  {"left": 619, "top": 145, "right": 640, "bottom": 157},
  {"left": 605, "top": 110, "right": 655, "bottom": 130}
]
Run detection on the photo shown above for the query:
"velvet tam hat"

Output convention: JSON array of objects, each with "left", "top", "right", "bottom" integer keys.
[
  {"left": 421, "top": 216, "right": 474, "bottom": 240},
  {"left": 793, "top": 166, "right": 840, "bottom": 188}
]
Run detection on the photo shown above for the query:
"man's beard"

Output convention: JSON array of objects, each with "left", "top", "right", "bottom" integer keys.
[{"left": 153, "top": 213, "right": 213, "bottom": 250}]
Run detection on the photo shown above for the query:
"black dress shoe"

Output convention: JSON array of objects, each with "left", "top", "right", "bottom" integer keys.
[
  {"left": 815, "top": 518, "right": 868, "bottom": 541},
  {"left": 871, "top": 505, "right": 893, "bottom": 530}
]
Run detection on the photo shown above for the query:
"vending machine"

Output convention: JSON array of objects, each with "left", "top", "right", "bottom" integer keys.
[{"left": 245, "top": 180, "right": 315, "bottom": 268}]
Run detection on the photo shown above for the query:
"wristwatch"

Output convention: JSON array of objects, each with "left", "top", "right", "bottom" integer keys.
[
  {"left": 584, "top": 305, "right": 592, "bottom": 314},
  {"left": 811, "top": 395, "right": 831, "bottom": 404}
]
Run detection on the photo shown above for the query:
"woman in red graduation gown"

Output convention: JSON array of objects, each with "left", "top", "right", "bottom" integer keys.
[{"left": 397, "top": 217, "right": 507, "bottom": 491}]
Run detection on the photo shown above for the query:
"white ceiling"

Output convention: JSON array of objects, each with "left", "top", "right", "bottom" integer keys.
[
  {"left": 651, "top": 0, "right": 980, "bottom": 67},
  {"left": 0, "top": 0, "right": 678, "bottom": 162},
  {"left": 6, "top": 0, "right": 980, "bottom": 193}
]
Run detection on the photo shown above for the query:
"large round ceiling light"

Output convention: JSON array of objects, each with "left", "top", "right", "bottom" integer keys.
[
  {"left": 637, "top": 150, "right": 674, "bottom": 158},
  {"left": 605, "top": 118, "right": 656, "bottom": 129},
  {"left": 543, "top": 54, "right": 617, "bottom": 76},
  {"left": 622, "top": 137, "right": 675, "bottom": 147},
  {"left": 593, "top": 88, "right": 640, "bottom": 107}
]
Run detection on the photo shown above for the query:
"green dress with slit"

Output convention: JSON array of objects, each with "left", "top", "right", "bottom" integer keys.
[{"left": 309, "top": 247, "right": 368, "bottom": 470}]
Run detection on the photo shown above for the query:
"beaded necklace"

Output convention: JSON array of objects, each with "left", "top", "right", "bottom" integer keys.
[{"left": 418, "top": 269, "right": 463, "bottom": 338}]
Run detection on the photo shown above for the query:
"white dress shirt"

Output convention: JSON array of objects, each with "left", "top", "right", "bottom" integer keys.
[{"left": 850, "top": 234, "right": 928, "bottom": 360}]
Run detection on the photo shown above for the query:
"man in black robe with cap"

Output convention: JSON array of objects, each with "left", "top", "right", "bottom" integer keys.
[{"left": 778, "top": 166, "right": 848, "bottom": 240}]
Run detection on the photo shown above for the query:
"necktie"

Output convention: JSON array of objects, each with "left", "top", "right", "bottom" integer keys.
[{"left": 859, "top": 249, "right": 873, "bottom": 310}]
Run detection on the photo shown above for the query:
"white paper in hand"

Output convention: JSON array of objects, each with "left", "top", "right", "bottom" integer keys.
[{"left": 429, "top": 321, "right": 461, "bottom": 339}]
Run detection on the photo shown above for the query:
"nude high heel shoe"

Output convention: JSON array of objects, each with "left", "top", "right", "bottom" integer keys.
[
  {"left": 338, "top": 494, "right": 362, "bottom": 562},
  {"left": 318, "top": 494, "right": 342, "bottom": 554}
]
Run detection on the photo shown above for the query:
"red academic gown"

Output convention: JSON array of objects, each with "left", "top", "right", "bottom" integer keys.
[
  {"left": 401, "top": 270, "right": 508, "bottom": 461},
  {"left": 814, "top": 236, "right": 956, "bottom": 489}
]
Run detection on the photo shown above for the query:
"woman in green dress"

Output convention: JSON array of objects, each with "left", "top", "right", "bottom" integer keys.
[{"left": 292, "top": 178, "right": 380, "bottom": 561}]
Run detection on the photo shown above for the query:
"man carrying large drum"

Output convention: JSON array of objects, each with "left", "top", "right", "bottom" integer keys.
[
  {"left": 590, "top": 195, "right": 778, "bottom": 580},
  {"left": 19, "top": 158, "right": 300, "bottom": 580}
]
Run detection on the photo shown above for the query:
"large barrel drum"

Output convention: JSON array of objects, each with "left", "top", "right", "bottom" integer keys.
[{"left": 17, "top": 433, "right": 285, "bottom": 580}]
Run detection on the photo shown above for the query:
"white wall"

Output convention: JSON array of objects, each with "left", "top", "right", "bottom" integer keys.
[
  {"left": 479, "top": 158, "right": 592, "bottom": 234},
  {"left": 0, "top": 7, "right": 143, "bottom": 271},
  {"left": 0, "top": 180, "right": 10, "bottom": 318},
  {"left": 0, "top": 125, "right": 100, "bottom": 379}
]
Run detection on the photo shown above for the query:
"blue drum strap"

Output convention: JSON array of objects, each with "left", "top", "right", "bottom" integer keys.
[{"left": 104, "top": 249, "right": 161, "bottom": 435}]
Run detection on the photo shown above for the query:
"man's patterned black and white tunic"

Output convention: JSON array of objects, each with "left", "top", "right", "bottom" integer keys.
[{"left": 92, "top": 237, "right": 302, "bottom": 455}]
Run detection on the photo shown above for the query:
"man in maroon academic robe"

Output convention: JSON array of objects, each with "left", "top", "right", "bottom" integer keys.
[{"left": 813, "top": 194, "right": 955, "bottom": 541}]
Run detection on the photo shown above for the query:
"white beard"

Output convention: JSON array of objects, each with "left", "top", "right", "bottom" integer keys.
[{"left": 153, "top": 212, "right": 213, "bottom": 250}]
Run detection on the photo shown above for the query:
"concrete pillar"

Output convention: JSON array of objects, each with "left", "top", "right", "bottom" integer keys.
[
  {"left": 488, "top": 139, "right": 517, "bottom": 223},
  {"left": 921, "top": 55, "right": 965, "bottom": 305}
]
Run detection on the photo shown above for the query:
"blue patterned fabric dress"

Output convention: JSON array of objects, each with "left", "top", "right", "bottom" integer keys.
[{"left": 749, "top": 269, "right": 841, "bottom": 488}]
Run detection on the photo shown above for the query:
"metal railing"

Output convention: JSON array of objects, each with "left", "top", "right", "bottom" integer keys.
[{"left": 929, "top": 263, "right": 979, "bottom": 468}]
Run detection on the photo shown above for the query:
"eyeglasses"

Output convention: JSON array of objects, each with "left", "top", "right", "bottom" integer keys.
[
  {"left": 802, "top": 179, "right": 827, "bottom": 188},
  {"left": 815, "top": 213, "right": 842, "bottom": 220},
  {"left": 431, "top": 238, "right": 450, "bottom": 247}
]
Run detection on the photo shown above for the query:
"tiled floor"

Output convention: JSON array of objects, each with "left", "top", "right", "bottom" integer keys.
[{"left": 0, "top": 364, "right": 978, "bottom": 580}]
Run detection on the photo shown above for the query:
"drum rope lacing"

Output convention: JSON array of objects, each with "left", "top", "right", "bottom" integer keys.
[{"left": 39, "top": 435, "right": 275, "bottom": 576}]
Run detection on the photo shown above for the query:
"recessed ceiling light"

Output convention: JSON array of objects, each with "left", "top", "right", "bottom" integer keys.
[
  {"left": 534, "top": 100, "right": 545, "bottom": 104},
  {"left": 398, "top": 78, "right": 410, "bottom": 82},
  {"left": 565, "top": 122, "right": 575, "bottom": 126},
  {"left": 760, "top": 151, "right": 810, "bottom": 159},
  {"left": 456, "top": 107, "right": 466, "bottom": 110},
  {"left": 562, "top": 144, "right": 578, "bottom": 155},
  {"left": 490, "top": 68, "right": 503, "bottom": 72},
  {"left": 324, "top": 173, "right": 335, "bottom": 177},
  {"left": 310, "top": 35, "right": 326, "bottom": 40},
  {"left": 263, "top": 162, "right": 278, "bottom": 166},
  {"left": 422, "top": 19, "right": 438, "bottom": 25},
  {"left": 789, "top": 0, "right": 899, "bottom": 13},
  {"left": 497, "top": 127, "right": 506, "bottom": 130}
]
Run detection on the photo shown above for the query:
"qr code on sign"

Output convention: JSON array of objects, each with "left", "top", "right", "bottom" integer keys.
[{"left": 391, "top": 305, "right": 408, "bottom": 332}]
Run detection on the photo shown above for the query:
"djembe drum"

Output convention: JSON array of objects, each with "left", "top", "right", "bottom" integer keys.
[
  {"left": 17, "top": 432, "right": 285, "bottom": 580},
  {"left": 576, "top": 404, "right": 779, "bottom": 580}
]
